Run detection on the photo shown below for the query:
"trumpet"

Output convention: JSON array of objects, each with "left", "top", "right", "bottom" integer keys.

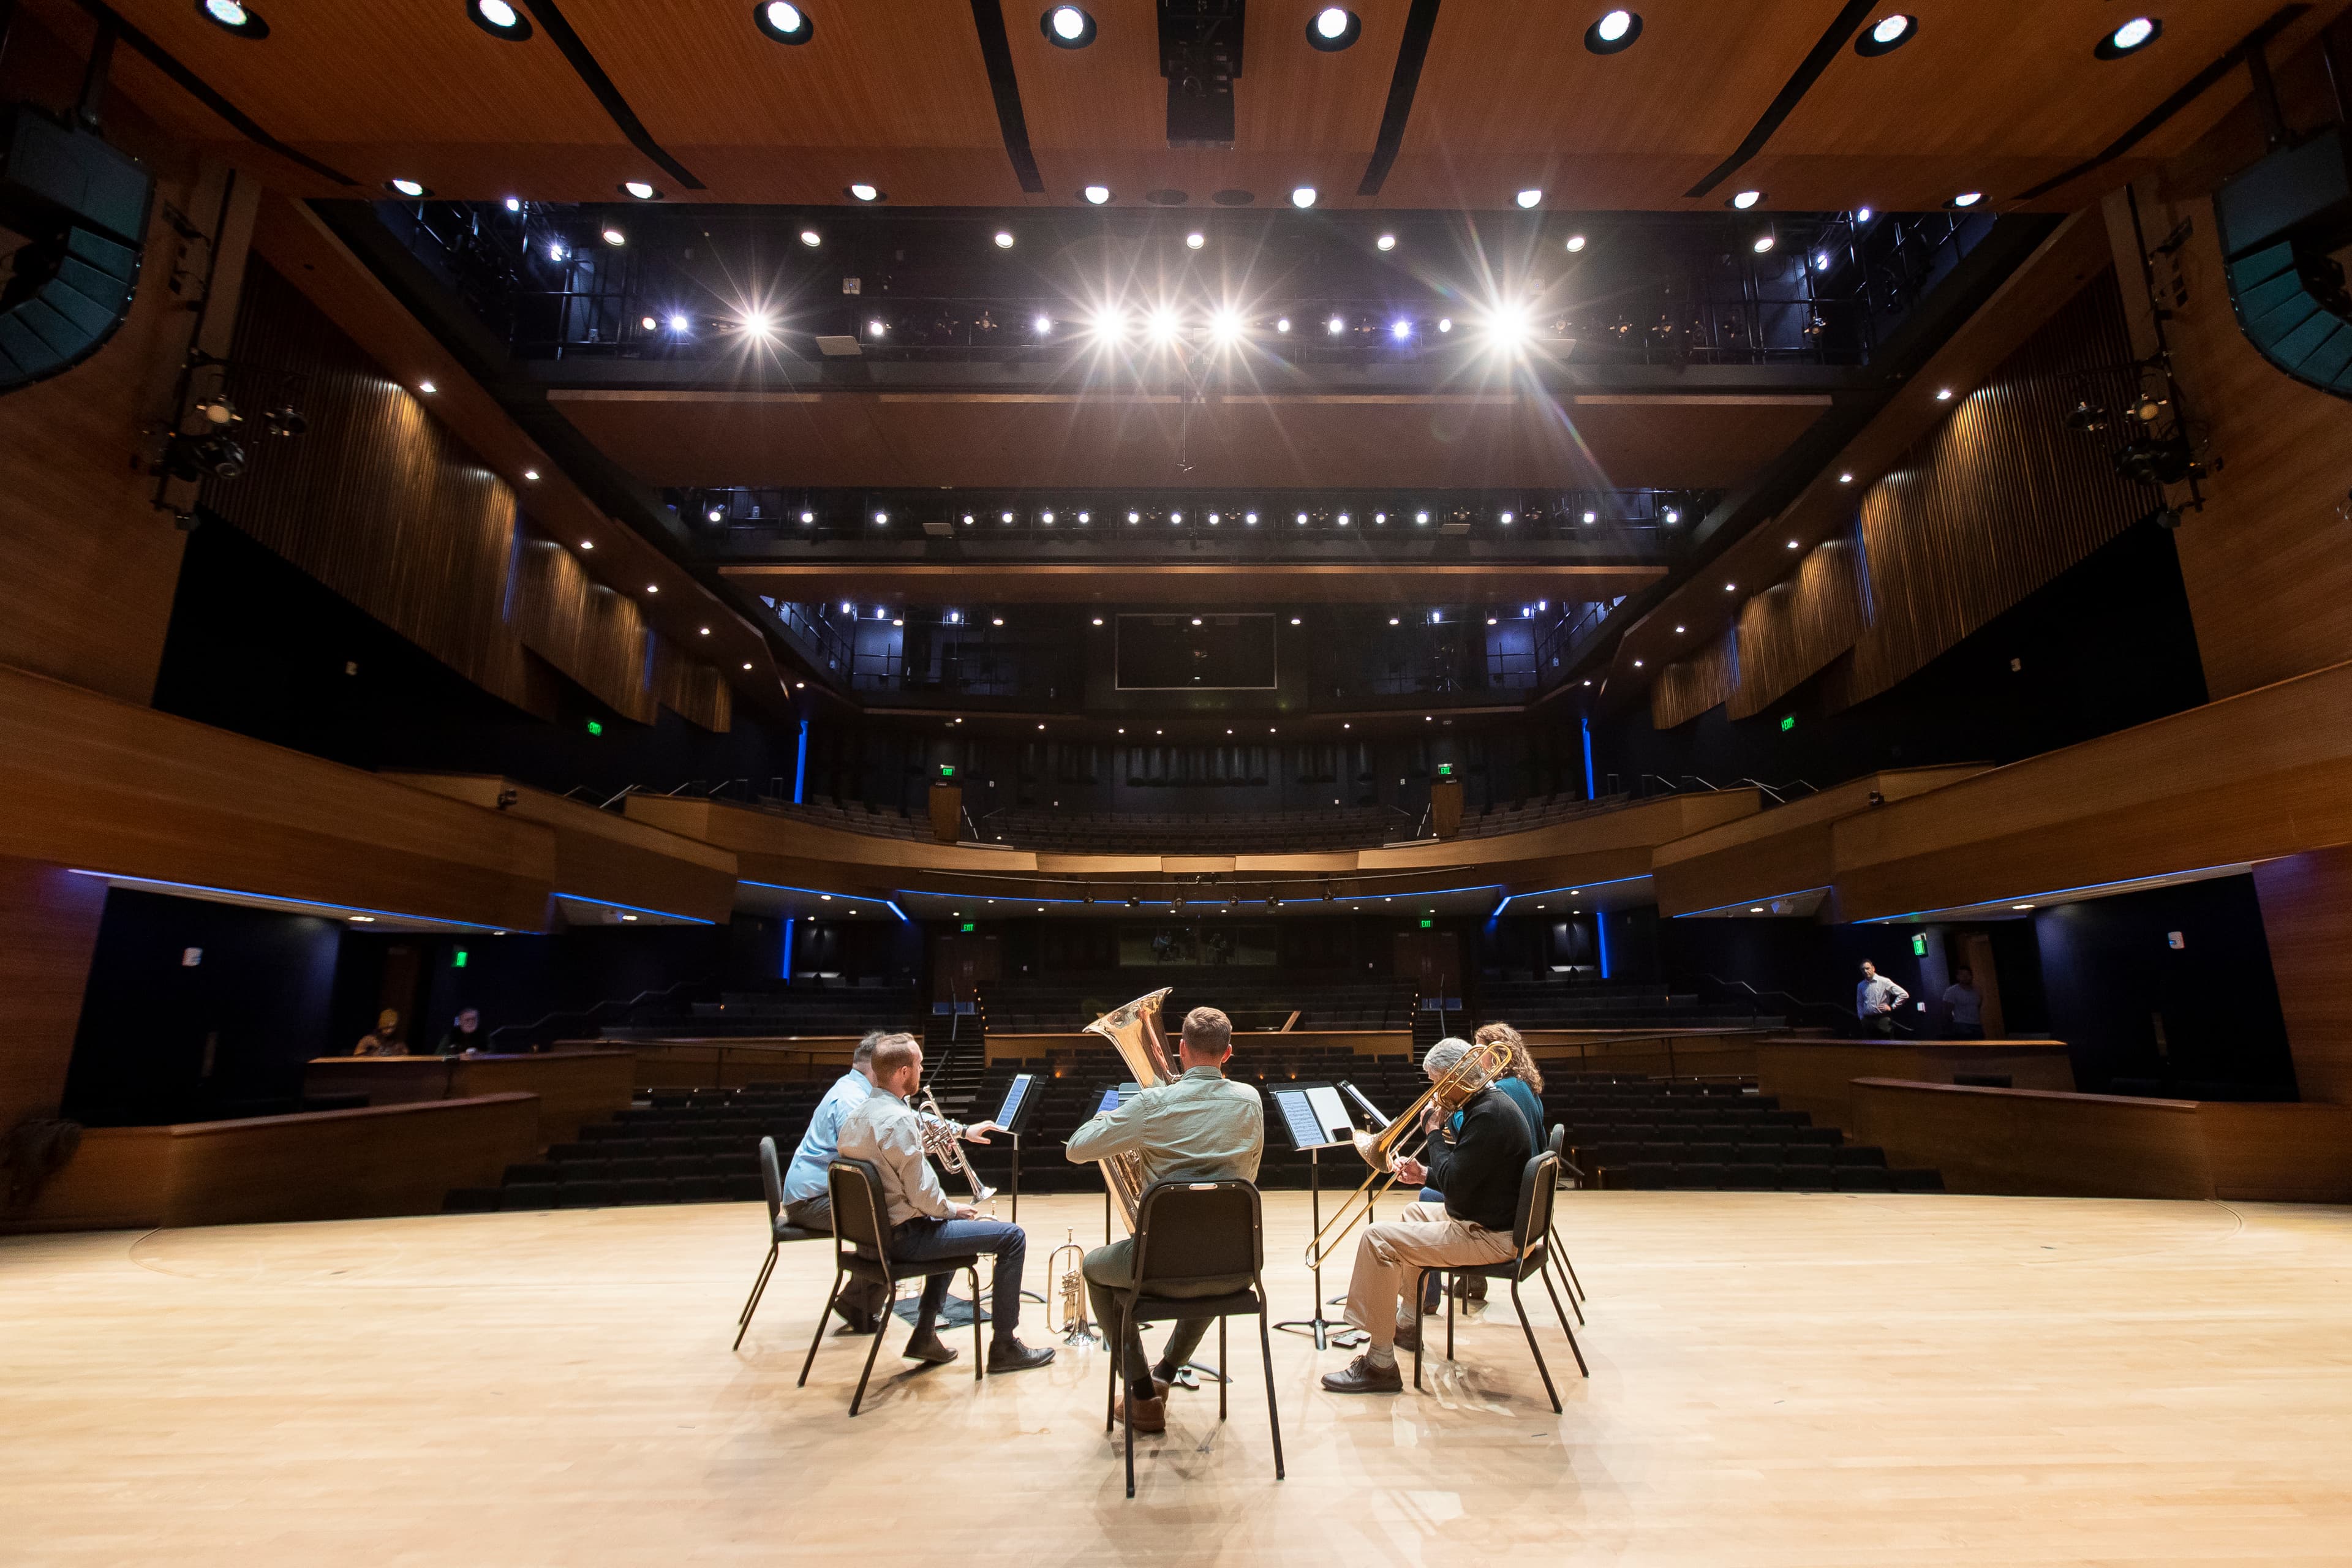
[
  {"left": 1046, "top": 1229, "right": 1098, "bottom": 1344},
  {"left": 1302, "top": 1036, "right": 1514, "bottom": 1272},
  {"left": 919, "top": 1084, "right": 996, "bottom": 1205}
]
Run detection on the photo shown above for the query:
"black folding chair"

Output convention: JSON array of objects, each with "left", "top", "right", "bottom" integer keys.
[
  {"left": 1412, "top": 1150, "right": 1587, "bottom": 1412},
  {"left": 797, "top": 1159, "right": 984, "bottom": 1416},
  {"left": 1545, "top": 1123, "right": 1586, "bottom": 1321},
  {"left": 1102, "top": 1180, "right": 1285, "bottom": 1499},
  {"left": 733, "top": 1136, "right": 827, "bottom": 1351}
]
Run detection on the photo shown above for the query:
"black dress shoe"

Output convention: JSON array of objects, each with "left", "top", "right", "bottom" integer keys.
[
  {"left": 1321, "top": 1354, "right": 1403, "bottom": 1394},
  {"left": 901, "top": 1332, "right": 959, "bottom": 1365},
  {"left": 987, "top": 1336, "right": 1056, "bottom": 1372}
]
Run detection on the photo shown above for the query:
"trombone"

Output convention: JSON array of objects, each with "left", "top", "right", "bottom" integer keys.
[{"left": 1302, "top": 1036, "right": 1514, "bottom": 1272}]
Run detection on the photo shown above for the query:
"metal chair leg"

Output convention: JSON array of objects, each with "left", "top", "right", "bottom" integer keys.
[
  {"left": 796, "top": 1268, "right": 844, "bottom": 1385},
  {"left": 1543, "top": 1229, "right": 1585, "bottom": 1325},
  {"left": 1446, "top": 1272, "right": 1456, "bottom": 1362},
  {"left": 1122, "top": 1298, "right": 1137, "bottom": 1499},
  {"left": 1104, "top": 1300, "right": 1119, "bottom": 1433},
  {"left": 736, "top": 1245, "right": 780, "bottom": 1350},
  {"left": 848, "top": 1278, "right": 891, "bottom": 1417},
  {"left": 1410, "top": 1268, "right": 1428, "bottom": 1391},
  {"left": 1539, "top": 1256, "right": 1589, "bottom": 1378},
  {"left": 1217, "top": 1316, "right": 1229, "bottom": 1422},
  {"left": 1509, "top": 1274, "right": 1562, "bottom": 1413},
  {"left": 970, "top": 1265, "right": 985, "bottom": 1381},
  {"left": 1255, "top": 1300, "right": 1285, "bottom": 1481}
]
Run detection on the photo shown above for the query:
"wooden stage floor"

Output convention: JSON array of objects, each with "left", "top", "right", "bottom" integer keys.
[{"left": 6, "top": 1190, "right": 2352, "bottom": 1565}]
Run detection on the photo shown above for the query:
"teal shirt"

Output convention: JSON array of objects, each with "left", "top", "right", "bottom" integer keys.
[{"left": 1451, "top": 1074, "right": 1547, "bottom": 1157}]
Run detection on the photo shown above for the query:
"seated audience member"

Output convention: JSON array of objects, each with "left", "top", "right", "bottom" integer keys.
[
  {"left": 1942, "top": 967, "right": 1985, "bottom": 1040},
  {"left": 436, "top": 1008, "right": 484, "bottom": 1056},
  {"left": 1064, "top": 1004, "right": 1265, "bottom": 1433},
  {"left": 353, "top": 1009, "right": 406, "bottom": 1057},
  {"left": 1322, "top": 1039, "right": 1528, "bottom": 1394},
  {"left": 836, "top": 1035, "right": 1051, "bottom": 1373}
]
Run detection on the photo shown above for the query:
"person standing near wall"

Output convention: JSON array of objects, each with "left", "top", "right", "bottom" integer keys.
[
  {"left": 1941, "top": 967, "right": 1985, "bottom": 1040},
  {"left": 1856, "top": 962, "right": 1910, "bottom": 1038}
]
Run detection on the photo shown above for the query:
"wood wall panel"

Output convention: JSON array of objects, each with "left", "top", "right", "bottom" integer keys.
[
  {"left": 653, "top": 637, "right": 733, "bottom": 734},
  {"left": 2251, "top": 847, "right": 2352, "bottom": 1107},
  {"left": 514, "top": 530, "right": 656, "bottom": 725},
  {"left": 1845, "top": 274, "right": 2149, "bottom": 704},
  {"left": 7, "top": 1092, "right": 543, "bottom": 1232},
  {"left": 300, "top": 1049, "right": 638, "bottom": 1147},
  {"left": 1649, "top": 628, "right": 1736, "bottom": 731},
  {"left": 1651, "top": 767, "right": 1983, "bottom": 916},
  {"left": 0, "top": 857, "right": 110, "bottom": 1135},
  {"left": 1753, "top": 1038, "right": 2076, "bottom": 1135},
  {"left": 1728, "top": 532, "right": 1865, "bottom": 720},
  {"left": 206, "top": 262, "right": 540, "bottom": 712},
  {"left": 0, "top": 662, "right": 555, "bottom": 932}
]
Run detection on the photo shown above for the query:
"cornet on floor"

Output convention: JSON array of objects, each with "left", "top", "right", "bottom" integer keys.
[
  {"left": 919, "top": 1084, "right": 996, "bottom": 1207},
  {"left": 1302, "top": 1035, "right": 1515, "bottom": 1273},
  {"left": 1046, "top": 1229, "right": 1098, "bottom": 1345}
]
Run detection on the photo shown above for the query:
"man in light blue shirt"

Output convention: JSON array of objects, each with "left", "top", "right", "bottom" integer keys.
[{"left": 785, "top": 1031, "right": 1001, "bottom": 1332}]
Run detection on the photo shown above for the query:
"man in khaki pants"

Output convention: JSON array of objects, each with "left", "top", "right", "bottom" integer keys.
[{"left": 1323, "top": 1039, "right": 1528, "bottom": 1394}]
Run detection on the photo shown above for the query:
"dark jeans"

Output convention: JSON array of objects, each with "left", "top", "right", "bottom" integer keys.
[
  {"left": 1084, "top": 1237, "right": 1239, "bottom": 1390},
  {"left": 1945, "top": 1023, "right": 1985, "bottom": 1040},
  {"left": 892, "top": 1215, "right": 1029, "bottom": 1342},
  {"left": 1863, "top": 1013, "right": 1896, "bottom": 1037}
]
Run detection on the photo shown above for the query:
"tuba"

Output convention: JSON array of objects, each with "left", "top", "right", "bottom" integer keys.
[{"left": 1081, "top": 987, "right": 1177, "bottom": 1232}]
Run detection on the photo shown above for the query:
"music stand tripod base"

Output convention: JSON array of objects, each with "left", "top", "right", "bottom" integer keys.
[{"left": 1273, "top": 1143, "right": 1367, "bottom": 1350}]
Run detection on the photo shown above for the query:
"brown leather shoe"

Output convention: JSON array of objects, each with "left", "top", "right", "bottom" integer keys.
[
  {"left": 1391, "top": 1319, "right": 1422, "bottom": 1355},
  {"left": 1321, "top": 1354, "right": 1404, "bottom": 1394},
  {"left": 1117, "top": 1393, "right": 1168, "bottom": 1432}
]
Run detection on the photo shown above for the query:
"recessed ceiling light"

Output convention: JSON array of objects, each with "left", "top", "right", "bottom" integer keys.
[
  {"left": 1586, "top": 9, "right": 1641, "bottom": 53},
  {"left": 1854, "top": 13, "right": 1915, "bottom": 55},
  {"left": 1632, "top": 658, "right": 1643, "bottom": 668},
  {"left": 200, "top": 0, "right": 268, "bottom": 39},
  {"left": 1581, "top": 509, "right": 1597, "bottom": 523},
  {"left": 1724, "top": 582, "right": 1736, "bottom": 592},
  {"left": 1787, "top": 538, "right": 1800, "bottom": 549},
  {"left": 522, "top": 469, "right": 538, "bottom": 481},
  {"left": 743, "top": 662, "right": 753, "bottom": 670},
  {"left": 1328, "top": 314, "right": 1344, "bottom": 334},
  {"left": 646, "top": 584, "right": 659, "bottom": 594},
  {"left": 622, "top": 180, "right": 662, "bottom": 200},
  {"left": 602, "top": 225, "right": 626, "bottom": 246},
  {"left": 1947, "top": 190, "right": 1984, "bottom": 209},
  {"left": 699, "top": 627, "right": 710, "bottom": 636},
  {"left": 994, "top": 230, "right": 1015, "bottom": 249},
  {"left": 579, "top": 539, "right": 594, "bottom": 550},
  {"left": 417, "top": 380, "right": 437, "bottom": 394},
  {"left": 1082, "top": 184, "right": 1112, "bottom": 205},
  {"left": 1376, "top": 233, "right": 1396, "bottom": 251},
  {"left": 1093, "top": 617, "right": 1104, "bottom": 626},
  {"left": 1276, "top": 317, "right": 1291, "bottom": 333},
  {"left": 1515, "top": 188, "right": 1543, "bottom": 209},
  {"left": 1752, "top": 233, "right": 1776, "bottom": 254},
  {"left": 1307, "top": 7, "right": 1361, "bottom": 49},
  {"left": 1564, "top": 233, "right": 1587, "bottom": 253},
  {"left": 2097, "top": 17, "right": 2161, "bottom": 59},
  {"left": 1674, "top": 624, "right": 1686, "bottom": 634},
  {"left": 1185, "top": 230, "right": 1205, "bottom": 249},
  {"left": 468, "top": 0, "right": 531, "bottom": 40},
  {"left": 1840, "top": 471, "right": 1855, "bottom": 483},
  {"left": 847, "top": 183, "right": 883, "bottom": 202},
  {"left": 874, "top": 510, "right": 889, "bottom": 523},
  {"left": 1730, "top": 189, "right": 1764, "bottom": 210},
  {"left": 2013, "top": 903, "right": 2035, "bottom": 911},
  {"left": 1936, "top": 386, "right": 1954, "bottom": 400},
  {"left": 386, "top": 178, "right": 429, "bottom": 198},
  {"left": 1291, "top": 186, "right": 1318, "bottom": 208},
  {"left": 1044, "top": 6, "right": 1096, "bottom": 48},
  {"left": 756, "top": 2, "right": 813, "bottom": 44}
]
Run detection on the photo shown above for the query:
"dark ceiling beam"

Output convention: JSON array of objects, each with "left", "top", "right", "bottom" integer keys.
[
  {"left": 516, "top": 0, "right": 704, "bottom": 191},
  {"left": 967, "top": 0, "right": 1046, "bottom": 194},
  {"left": 1355, "top": 0, "right": 1442, "bottom": 196},
  {"left": 1682, "top": 0, "right": 1879, "bottom": 200}
]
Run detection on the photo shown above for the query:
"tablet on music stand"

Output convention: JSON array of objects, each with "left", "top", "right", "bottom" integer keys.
[{"left": 993, "top": 1071, "right": 1039, "bottom": 1136}]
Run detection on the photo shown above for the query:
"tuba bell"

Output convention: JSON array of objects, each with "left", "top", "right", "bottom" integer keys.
[{"left": 1080, "top": 987, "right": 1177, "bottom": 1232}]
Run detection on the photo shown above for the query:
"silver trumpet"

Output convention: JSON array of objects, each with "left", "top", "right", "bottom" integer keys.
[{"left": 919, "top": 1084, "right": 997, "bottom": 1205}]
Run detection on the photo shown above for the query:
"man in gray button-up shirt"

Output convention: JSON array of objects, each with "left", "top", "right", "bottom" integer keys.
[{"left": 1065, "top": 1005, "right": 1264, "bottom": 1433}]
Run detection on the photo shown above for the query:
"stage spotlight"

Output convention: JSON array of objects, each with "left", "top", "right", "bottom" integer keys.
[
  {"left": 801, "top": 510, "right": 815, "bottom": 523},
  {"left": 1485, "top": 301, "right": 1532, "bottom": 350},
  {"left": 641, "top": 314, "right": 658, "bottom": 331},
  {"left": 1295, "top": 511, "right": 1308, "bottom": 524},
  {"left": 1276, "top": 317, "right": 1292, "bottom": 333},
  {"left": 1170, "top": 511, "right": 1183, "bottom": 524},
  {"left": 1730, "top": 189, "right": 1763, "bottom": 209},
  {"left": 1664, "top": 507, "right": 1680, "bottom": 522},
  {"left": 1499, "top": 511, "right": 1514, "bottom": 524},
  {"left": 1390, "top": 318, "right": 1412, "bottom": 339},
  {"left": 707, "top": 506, "right": 724, "bottom": 522},
  {"left": 873, "top": 511, "right": 889, "bottom": 524},
  {"left": 1516, "top": 188, "right": 1542, "bottom": 209},
  {"left": 1436, "top": 317, "right": 1452, "bottom": 333},
  {"left": 1815, "top": 252, "right": 1831, "bottom": 270},
  {"left": 1128, "top": 510, "right": 1141, "bottom": 523},
  {"left": 1377, "top": 233, "right": 1397, "bottom": 251},
  {"left": 1586, "top": 7, "right": 1640, "bottom": 52},
  {"left": 994, "top": 230, "right": 1014, "bottom": 249},
  {"left": 1337, "top": 511, "right": 1351, "bottom": 526},
  {"left": 669, "top": 314, "right": 689, "bottom": 331},
  {"left": 1082, "top": 184, "right": 1112, "bottom": 205},
  {"left": 1291, "top": 186, "right": 1318, "bottom": 208},
  {"left": 1328, "top": 315, "right": 1345, "bottom": 334},
  {"left": 867, "top": 318, "right": 886, "bottom": 337},
  {"left": 1000, "top": 511, "right": 1014, "bottom": 523},
  {"left": 1414, "top": 510, "right": 1429, "bottom": 525},
  {"left": 1032, "top": 314, "right": 1052, "bottom": 336},
  {"left": 1078, "top": 510, "right": 1091, "bottom": 522},
  {"left": 799, "top": 228, "right": 821, "bottom": 247},
  {"left": 1582, "top": 509, "right": 1597, "bottom": 523},
  {"left": 1148, "top": 307, "right": 1181, "bottom": 343},
  {"left": 1090, "top": 306, "right": 1127, "bottom": 339},
  {"left": 1855, "top": 206, "right": 1874, "bottom": 223},
  {"left": 1210, "top": 307, "right": 1243, "bottom": 344},
  {"left": 1042, "top": 510, "right": 1055, "bottom": 524},
  {"left": 503, "top": 196, "right": 521, "bottom": 212},
  {"left": 2067, "top": 401, "right": 2110, "bottom": 432},
  {"left": 623, "top": 180, "right": 660, "bottom": 200},
  {"left": 1245, "top": 511, "right": 1259, "bottom": 524}
]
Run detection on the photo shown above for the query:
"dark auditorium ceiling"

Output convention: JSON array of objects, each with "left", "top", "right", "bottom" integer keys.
[{"left": 51, "top": 0, "right": 2346, "bottom": 212}]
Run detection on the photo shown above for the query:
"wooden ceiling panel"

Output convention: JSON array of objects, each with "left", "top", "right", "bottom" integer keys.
[
  {"left": 1006, "top": 0, "right": 1411, "bottom": 207},
  {"left": 559, "top": 0, "right": 1029, "bottom": 205},
  {"left": 1378, "top": 0, "right": 1852, "bottom": 209},
  {"left": 551, "top": 386, "right": 1825, "bottom": 490},
  {"left": 101, "top": 0, "right": 624, "bottom": 159}
]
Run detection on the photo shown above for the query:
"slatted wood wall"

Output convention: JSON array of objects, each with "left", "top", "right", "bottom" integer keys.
[
  {"left": 1650, "top": 270, "right": 2146, "bottom": 726},
  {"left": 208, "top": 262, "right": 731, "bottom": 731}
]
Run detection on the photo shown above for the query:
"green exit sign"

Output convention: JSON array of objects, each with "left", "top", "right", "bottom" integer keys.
[
  {"left": 959, "top": 922, "right": 975, "bottom": 933},
  {"left": 1780, "top": 714, "right": 1795, "bottom": 731},
  {"left": 1436, "top": 763, "right": 1453, "bottom": 778},
  {"left": 453, "top": 948, "right": 469, "bottom": 968},
  {"left": 938, "top": 764, "right": 956, "bottom": 780},
  {"left": 1910, "top": 932, "right": 1927, "bottom": 957},
  {"left": 586, "top": 720, "right": 603, "bottom": 736},
  {"left": 1419, "top": 918, "right": 1433, "bottom": 929}
]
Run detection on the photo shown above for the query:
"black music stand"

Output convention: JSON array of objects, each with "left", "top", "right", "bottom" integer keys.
[
  {"left": 989, "top": 1069, "right": 1041, "bottom": 1226},
  {"left": 1332, "top": 1080, "right": 1393, "bottom": 1308},
  {"left": 1271, "top": 1082, "right": 1366, "bottom": 1351}
]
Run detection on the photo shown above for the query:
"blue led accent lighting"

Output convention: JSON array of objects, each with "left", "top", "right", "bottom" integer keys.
[
  {"left": 1672, "top": 886, "right": 1833, "bottom": 919},
  {"left": 1490, "top": 872, "right": 1648, "bottom": 919},
  {"left": 1597, "top": 909, "right": 1611, "bottom": 978},
  {"left": 68, "top": 870, "right": 510, "bottom": 931},
  {"left": 555, "top": 892, "right": 718, "bottom": 925},
  {"left": 889, "top": 880, "right": 1507, "bottom": 911},
  {"left": 1857, "top": 861, "right": 2253, "bottom": 924},
  {"left": 793, "top": 719, "right": 809, "bottom": 804},
  {"left": 780, "top": 916, "right": 796, "bottom": 982},
  {"left": 1581, "top": 713, "right": 1596, "bottom": 799},
  {"left": 884, "top": 900, "right": 909, "bottom": 924},
  {"left": 741, "top": 880, "right": 899, "bottom": 910}
]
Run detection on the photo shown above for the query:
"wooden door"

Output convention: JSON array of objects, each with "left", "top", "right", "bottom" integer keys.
[{"left": 1961, "top": 932, "right": 2006, "bottom": 1037}]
